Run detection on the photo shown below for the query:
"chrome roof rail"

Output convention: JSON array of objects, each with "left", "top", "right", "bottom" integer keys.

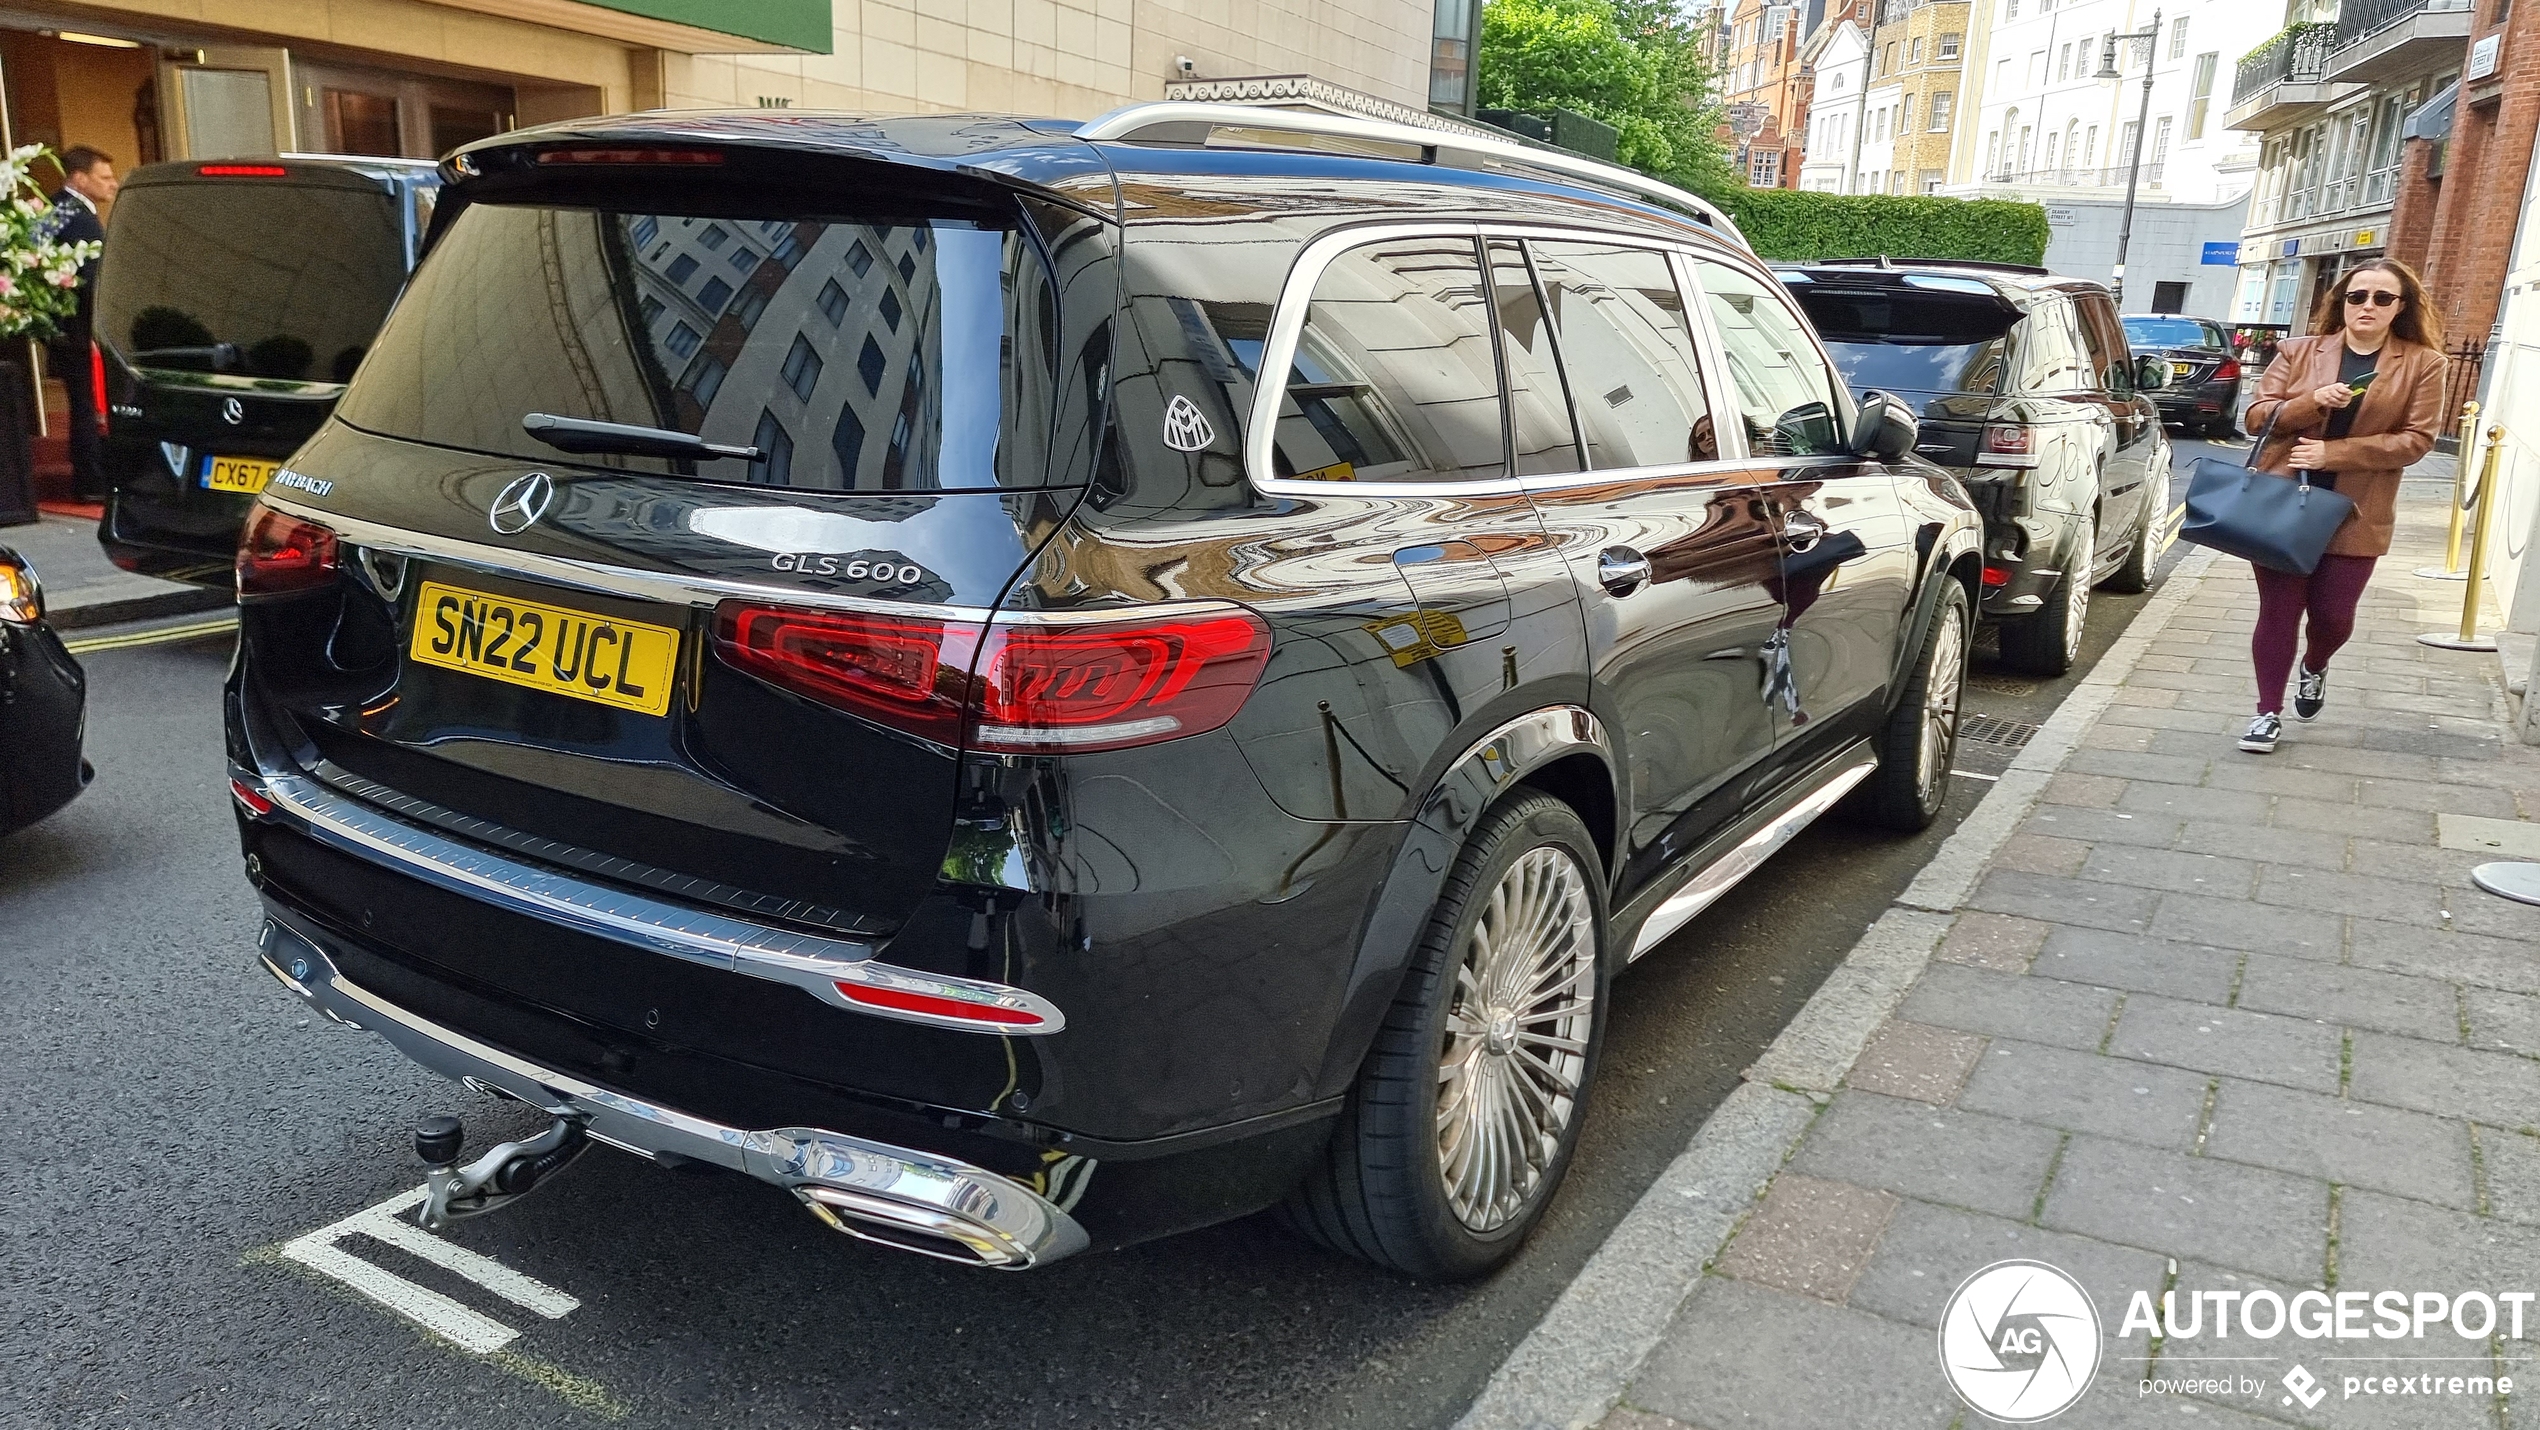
[{"left": 1075, "top": 101, "right": 1746, "bottom": 246}]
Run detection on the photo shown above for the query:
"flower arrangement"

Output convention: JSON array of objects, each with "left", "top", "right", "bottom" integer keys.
[{"left": 0, "top": 144, "right": 100, "bottom": 341}]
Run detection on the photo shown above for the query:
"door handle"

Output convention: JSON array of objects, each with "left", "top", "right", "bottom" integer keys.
[
  {"left": 1780, "top": 509, "right": 1828, "bottom": 553},
  {"left": 1597, "top": 545, "right": 1652, "bottom": 596}
]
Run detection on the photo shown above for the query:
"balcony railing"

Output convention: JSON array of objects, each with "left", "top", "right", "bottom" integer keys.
[
  {"left": 2333, "top": 0, "right": 2473, "bottom": 52},
  {"left": 2231, "top": 23, "right": 2339, "bottom": 107},
  {"left": 1984, "top": 162, "right": 2167, "bottom": 189}
]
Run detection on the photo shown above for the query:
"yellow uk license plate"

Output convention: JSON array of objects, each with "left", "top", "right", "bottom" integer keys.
[
  {"left": 202, "top": 455, "right": 280, "bottom": 494},
  {"left": 409, "top": 581, "right": 680, "bottom": 717}
]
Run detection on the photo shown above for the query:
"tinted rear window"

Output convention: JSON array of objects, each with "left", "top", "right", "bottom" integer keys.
[
  {"left": 2122, "top": 316, "right": 2222, "bottom": 347},
  {"left": 98, "top": 181, "right": 407, "bottom": 383},
  {"left": 1799, "top": 291, "right": 2014, "bottom": 398},
  {"left": 337, "top": 198, "right": 1066, "bottom": 490}
]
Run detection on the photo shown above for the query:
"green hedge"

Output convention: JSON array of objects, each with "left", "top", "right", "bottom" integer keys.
[{"left": 1698, "top": 187, "right": 2053, "bottom": 267}]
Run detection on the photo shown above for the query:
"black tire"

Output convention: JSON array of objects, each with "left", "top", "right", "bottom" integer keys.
[
  {"left": 1283, "top": 792, "right": 1610, "bottom": 1280},
  {"left": 1998, "top": 517, "right": 2092, "bottom": 676},
  {"left": 1850, "top": 581, "right": 1970, "bottom": 832}
]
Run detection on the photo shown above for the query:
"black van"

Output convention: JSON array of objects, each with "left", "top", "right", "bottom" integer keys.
[
  {"left": 94, "top": 156, "right": 438, "bottom": 585},
  {"left": 230, "top": 108, "right": 1981, "bottom": 1277}
]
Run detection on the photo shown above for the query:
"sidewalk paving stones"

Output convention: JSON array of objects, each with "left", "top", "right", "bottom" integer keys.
[{"left": 1461, "top": 480, "right": 2540, "bottom": 1430}]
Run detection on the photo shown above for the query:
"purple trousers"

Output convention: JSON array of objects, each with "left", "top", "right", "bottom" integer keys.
[{"left": 2251, "top": 555, "right": 2377, "bottom": 715}]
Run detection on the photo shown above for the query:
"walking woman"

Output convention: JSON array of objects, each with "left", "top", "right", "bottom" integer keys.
[{"left": 2235, "top": 259, "right": 2446, "bottom": 753}]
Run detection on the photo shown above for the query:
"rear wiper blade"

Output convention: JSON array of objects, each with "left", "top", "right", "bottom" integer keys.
[{"left": 522, "top": 412, "right": 760, "bottom": 462}]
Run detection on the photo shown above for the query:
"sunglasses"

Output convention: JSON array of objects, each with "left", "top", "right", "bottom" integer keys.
[{"left": 2345, "top": 289, "right": 2402, "bottom": 307}]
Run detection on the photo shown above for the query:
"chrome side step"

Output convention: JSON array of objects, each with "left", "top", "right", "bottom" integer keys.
[{"left": 1628, "top": 751, "right": 1878, "bottom": 960}]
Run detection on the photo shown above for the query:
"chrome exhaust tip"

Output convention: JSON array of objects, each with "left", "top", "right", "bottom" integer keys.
[{"left": 795, "top": 1183, "right": 1048, "bottom": 1268}]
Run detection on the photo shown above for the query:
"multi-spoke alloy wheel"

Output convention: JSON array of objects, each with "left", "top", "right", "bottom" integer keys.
[
  {"left": 1435, "top": 846, "right": 1597, "bottom": 1233},
  {"left": 1916, "top": 606, "right": 1966, "bottom": 809},
  {"left": 1282, "top": 793, "right": 1610, "bottom": 1279}
]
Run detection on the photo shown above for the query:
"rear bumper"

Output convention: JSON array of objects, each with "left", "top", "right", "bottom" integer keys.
[
  {"left": 256, "top": 912, "right": 1093, "bottom": 1268},
  {"left": 2153, "top": 381, "right": 2238, "bottom": 420}
]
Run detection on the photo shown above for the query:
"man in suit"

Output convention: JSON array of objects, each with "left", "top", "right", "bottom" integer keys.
[{"left": 48, "top": 146, "right": 115, "bottom": 500}]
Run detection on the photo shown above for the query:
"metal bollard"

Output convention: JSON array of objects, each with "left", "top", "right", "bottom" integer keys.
[
  {"left": 2418, "top": 422, "right": 2505, "bottom": 652},
  {"left": 2416, "top": 400, "right": 2479, "bottom": 579}
]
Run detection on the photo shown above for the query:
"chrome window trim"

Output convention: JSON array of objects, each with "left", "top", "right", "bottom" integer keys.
[
  {"left": 234, "top": 763, "right": 1068, "bottom": 1035},
  {"left": 1247, "top": 223, "right": 1765, "bottom": 499}
]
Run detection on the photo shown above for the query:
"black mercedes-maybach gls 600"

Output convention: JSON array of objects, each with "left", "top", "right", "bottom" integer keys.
[{"left": 228, "top": 106, "right": 1981, "bottom": 1278}]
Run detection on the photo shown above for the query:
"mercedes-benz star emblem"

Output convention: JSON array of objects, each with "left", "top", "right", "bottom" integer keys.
[
  {"left": 221, "top": 397, "right": 244, "bottom": 425},
  {"left": 487, "top": 471, "right": 556, "bottom": 535}
]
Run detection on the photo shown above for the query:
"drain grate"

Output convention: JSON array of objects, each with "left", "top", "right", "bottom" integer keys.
[{"left": 1961, "top": 713, "right": 2041, "bottom": 749}]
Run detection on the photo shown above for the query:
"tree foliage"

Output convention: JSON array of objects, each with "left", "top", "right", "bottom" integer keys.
[
  {"left": 1708, "top": 188, "right": 2053, "bottom": 266},
  {"left": 1477, "top": 0, "right": 1732, "bottom": 192}
]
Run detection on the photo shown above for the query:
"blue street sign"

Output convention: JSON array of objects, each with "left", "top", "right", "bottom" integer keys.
[{"left": 2202, "top": 241, "right": 2240, "bottom": 265}]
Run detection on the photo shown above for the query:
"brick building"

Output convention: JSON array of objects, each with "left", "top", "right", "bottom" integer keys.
[
  {"left": 2386, "top": 0, "right": 2535, "bottom": 359},
  {"left": 1859, "top": 0, "right": 1972, "bottom": 195},
  {"left": 1718, "top": 0, "right": 1827, "bottom": 186}
]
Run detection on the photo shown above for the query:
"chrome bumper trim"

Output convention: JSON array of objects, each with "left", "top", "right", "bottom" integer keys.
[
  {"left": 233, "top": 764, "right": 1065, "bottom": 1034},
  {"left": 256, "top": 918, "right": 1091, "bottom": 1268}
]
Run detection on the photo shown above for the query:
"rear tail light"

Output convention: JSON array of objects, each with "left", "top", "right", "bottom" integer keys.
[
  {"left": 537, "top": 147, "right": 725, "bottom": 167},
  {"left": 197, "top": 163, "right": 287, "bottom": 177},
  {"left": 1980, "top": 565, "right": 2012, "bottom": 588},
  {"left": 713, "top": 601, "right": 1273, "bottom": 755},
  {"left": 229, "top": 778, "right": 274, "bottom": 815},
  {"left": 236, "top": 504, "right": 340, "bottom": 598},
  {"left": 1977, "top": 424, "right": 2038, "bottom": 467},
  {"left": 2214, "top": 358, "right": 2242, "bottom": 382}
]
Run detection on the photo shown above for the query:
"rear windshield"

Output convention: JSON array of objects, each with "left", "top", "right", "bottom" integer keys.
[
  {"left": 2122, "top": 316, "right": 2222, "bottom": 348},
  {"left": 1793, "top": 288, "right": 2013, "bottom": 398},
  {"left": 337, "top": 198, "right": 1065, "bottom": 490},
  {"left": 97, "top": 181, "right": 408, "bottom": 383}
]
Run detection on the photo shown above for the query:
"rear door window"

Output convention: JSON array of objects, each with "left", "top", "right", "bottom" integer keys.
[
  {"left": 1529, "top": 240, "right": 1717, "bottom": 468},
  {"left": 337, "top": 200, "right": 1066, "bottom": 490},
  {"left": 99, "top": 179, "right": 408, "bottom": 384},
  {"left": 1690, "top": 259, "right": 1845, "bottom": 456},
  {"left": 1271, "top": 235, "right": 1505, "bottom": 483},
  {"left": 2075, "top": 295, "right": 2137, "bottom": 396},
  {"left": 2018, "top": 297, "right": 2094, "bottom": 394},
  {"left": 1487, "top": 240, "right": 1582, "bottom": 477}
]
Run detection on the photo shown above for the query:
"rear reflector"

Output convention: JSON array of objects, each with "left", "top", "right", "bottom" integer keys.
[
  {"left": 832, "top": 981, "right": 1048, "bottom": 1029},
  {"left": 714, "top": 601, "right": 1272, "bottom": 755},
  {"left": 1980, "top": 565, "right": 2012, "bottom": 588},
  {"left": 236, "top": 504, "right": 340, "bottom": 598},
  {"left": 537, "top": 147, "right": 725, "bottom": 167},
  {"left": 230, "top": 778, "right": 273, "bottom": 815},
  {"left": 198, "top": 163, "right": 287, "bottom": 177}
]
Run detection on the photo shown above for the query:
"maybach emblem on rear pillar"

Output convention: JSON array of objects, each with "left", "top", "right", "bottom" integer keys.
[{"left": 1162, "top": 394, "right": 1215, "bottom": 452}]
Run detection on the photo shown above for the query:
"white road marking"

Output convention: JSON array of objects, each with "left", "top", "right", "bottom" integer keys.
[{"left": 280, "top": 1185, "right": 579, "bottom": 1353}]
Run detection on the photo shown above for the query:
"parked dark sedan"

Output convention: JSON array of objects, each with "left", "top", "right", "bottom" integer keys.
[
  {"left": 1778, "top": 259, "right": 2174, "bottom": 676},
  {"left": 0, "top": 546, "right": 89, "bottom": 835},
  {"left": 96, "top": 156, "right": 438, "bottom": 586},
  {"left": 230, "top": 107, "right": 1981, "bottom": 1278},
  {"left": 2123, "top": 314, "right": 2243, "bottom": 438}
]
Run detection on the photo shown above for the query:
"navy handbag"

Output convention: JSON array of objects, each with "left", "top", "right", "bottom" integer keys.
[{"left": 2178, "top": 407, "right": 2355, "bottom": 575}]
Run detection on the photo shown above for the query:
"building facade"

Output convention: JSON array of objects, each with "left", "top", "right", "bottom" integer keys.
[
  {"left": 2222, "top": 0, "right": 2464, "bottom": 331},
  {"left": 1799, "top": 13, "right": 1874, "bottom": 189},
  {"left": 1951, "top": 0, "right": 2268, "bottom": 203},
  {"left": 2389, "top": 0, "right": 2535, "bottom": 358},
  {"left": 1861, "top": 0, "right": 1972, "bottom": 194},
  {"left": 1718, "top": 0, "right": 1825, "bottom": 187}
]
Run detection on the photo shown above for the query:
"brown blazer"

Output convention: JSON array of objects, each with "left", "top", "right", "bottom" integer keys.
[{"left": 2242, "top": 334, "right": 2446, "bottom": 558}]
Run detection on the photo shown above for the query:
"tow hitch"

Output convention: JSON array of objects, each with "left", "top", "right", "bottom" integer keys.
[{"left": 412, "top": 1113, "right": 590, "bottom": 1229}]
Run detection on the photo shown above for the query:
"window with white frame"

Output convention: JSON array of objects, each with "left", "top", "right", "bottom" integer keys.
[
  {"left": 2151, "top": 115, "right": 2173, "bottom": 163},
  {"left": 1901, "top": 93, "right": 1914, "bottom": 129},
  {"left": 2121, "top": 118, "right": 2141, "bottom": 164},
  {"left": 1909, "top": 36, "right": 1923, "bottom": 63},
  {"left": 2084, "top": 124, "right": 2098, "bottom": 164},
  {"left": 2188, "top": 52, "right": 2217, "bottom": 138},
  {"left": 2169, "top": 16, "right": 2189, "bottom": 58},
  {"left": 1922, "top": 168, "right": 1945, "bottom": 192},
  {"left": 2058, "top": 43, "right": 2072, "bottom": 80},
  {"left": 1939, "top": 33, "right": 1961, "bottom": 59},
  {"left": 1929, "top": 91, "right": 1954, "bottom": 130}
]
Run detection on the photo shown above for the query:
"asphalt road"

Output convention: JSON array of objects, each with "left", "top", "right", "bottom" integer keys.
[{"left": 0, "top": 441, "right": 2225, "bottom": 1430}]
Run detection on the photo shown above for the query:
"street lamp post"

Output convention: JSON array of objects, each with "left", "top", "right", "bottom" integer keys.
[{"left": 2094, "top": 9, "right": 2162, "bottom": 309}]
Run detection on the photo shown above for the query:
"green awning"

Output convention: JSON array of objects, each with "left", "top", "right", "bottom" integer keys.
[{"left": 578, "top": 0, "right": 832, "bottom": 53}]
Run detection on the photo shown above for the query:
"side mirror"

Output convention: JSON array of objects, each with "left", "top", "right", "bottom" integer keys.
[
  {"left": 2134, "top": 353, "right": 2171, "bottom": 391},
  {"left": 1854, "top": 392, "right": 1919, "bottom": 463}
]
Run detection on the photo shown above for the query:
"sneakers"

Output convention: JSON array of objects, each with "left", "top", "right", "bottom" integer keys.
[
  {"left": 2239, "top": 712, "right": 2282, "bottom": 753},
  {"left": 2294, "top": 666, "right": 2327, "bottom": 721}
]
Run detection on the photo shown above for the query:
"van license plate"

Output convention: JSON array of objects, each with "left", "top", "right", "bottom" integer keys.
[
  {"left": 202, "top": 455, "right": 280, "bottom": 494},
  {"left": 409, "top": 580, "right": 680, "bottom": 717}
]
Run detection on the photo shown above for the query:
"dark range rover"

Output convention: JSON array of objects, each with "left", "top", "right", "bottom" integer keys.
[
  {"left": 96, "top": 156, "right": 438, "bottom": 585},
  {"left": 1778, "top": 260, "right": 2174, "bottom": 676},
  {"left": 230, "top": 108, "right": 1980, "bottom": 1277}
]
